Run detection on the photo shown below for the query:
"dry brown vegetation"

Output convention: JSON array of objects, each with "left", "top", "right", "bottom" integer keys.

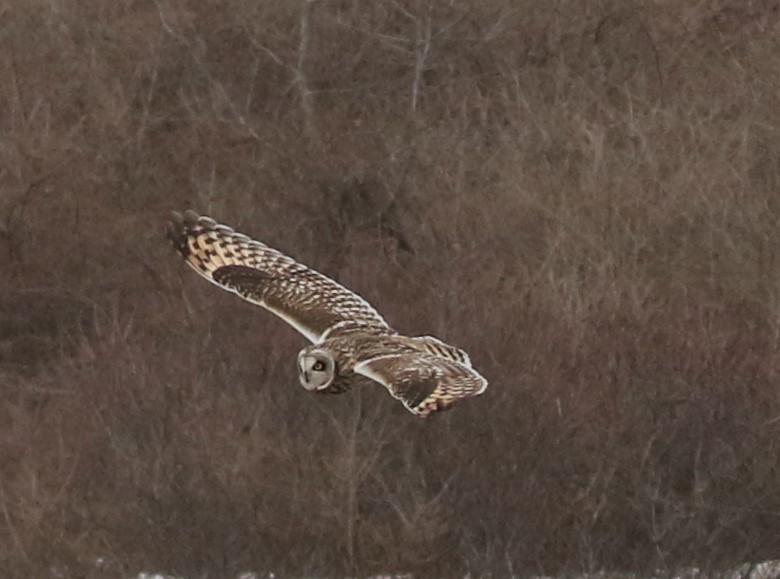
[{"left": 2, "top": 0, "right": 780, "bottom": 576}]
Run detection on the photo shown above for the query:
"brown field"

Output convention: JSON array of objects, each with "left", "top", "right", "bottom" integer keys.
[{"left": 2, "top": 0, "right": 780, "bottom": 576}]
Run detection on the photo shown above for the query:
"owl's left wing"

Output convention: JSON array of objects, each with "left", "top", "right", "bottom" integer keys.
[
  {"left": 353, "top": 353, "right": 488, "bottom": 416},
  {"left": 167, "top": 210, "right": 392, "bottom": 343}
]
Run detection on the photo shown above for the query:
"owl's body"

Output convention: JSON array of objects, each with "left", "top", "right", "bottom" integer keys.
[{"left": 167, "top": 210, "right": 487, "bottom": 417}]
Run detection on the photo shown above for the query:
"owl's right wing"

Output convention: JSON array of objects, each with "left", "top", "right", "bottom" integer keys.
[
  {"left": 354, "top": 353, "right": 488, "bottom": 417},
  {"left": 167, "top": 210, "right": 392, "bottom": 343}
]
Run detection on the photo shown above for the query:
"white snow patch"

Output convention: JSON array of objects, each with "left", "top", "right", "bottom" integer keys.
[{"left": 130, "top": 561, "right": 780, "bottom": 579}]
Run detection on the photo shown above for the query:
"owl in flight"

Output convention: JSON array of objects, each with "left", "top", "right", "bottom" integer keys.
[{"left": 167, "top": 210, "right": 487, "bottom": 416}]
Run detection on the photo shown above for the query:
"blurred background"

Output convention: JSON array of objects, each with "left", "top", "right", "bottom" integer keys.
[{"left": 2, "top": 0, "right": 780, "bottom": 576}]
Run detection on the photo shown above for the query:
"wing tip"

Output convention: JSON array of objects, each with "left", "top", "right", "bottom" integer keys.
[
  {"left": 166, "top": 210, "right": 188, "bottom": 254},
  {"left": 409, "top": 397, "right": 455, "bottom": 417},
  {"left": 410, "top": 374, "right": 488, "bottom": 417},
  {"left": 183, "top": 209, "right": 199, "bottom": 227},
  {"left": 167, "top": 209, "right": 228, "bottom": 255}
]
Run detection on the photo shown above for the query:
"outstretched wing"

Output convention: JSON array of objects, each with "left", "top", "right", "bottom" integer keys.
[
  {"left": 353, "top": 353, "right": 487, "bottom": 417},
  {"left": 167, "top": 210, "right": 392, "bottom": 342}
]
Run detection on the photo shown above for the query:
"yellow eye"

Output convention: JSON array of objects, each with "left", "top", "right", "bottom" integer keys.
[{"left": 312, "top": 361, "right": 326, "bottom": 372}]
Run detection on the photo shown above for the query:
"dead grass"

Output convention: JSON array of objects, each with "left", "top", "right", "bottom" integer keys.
[{"left": 2, "top": 0, "right": 780, "bottom": 576}]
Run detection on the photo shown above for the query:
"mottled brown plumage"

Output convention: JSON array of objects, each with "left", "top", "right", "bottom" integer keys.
[{"left": 167, "top": 210, "right": 487, "bottom": 416}]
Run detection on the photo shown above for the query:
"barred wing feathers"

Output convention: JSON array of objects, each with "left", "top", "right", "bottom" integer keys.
[
  {"left": 167, "top": 210, "right": 392, "bottom": 343},
  {"left": 354, "top": 353, "right": 487, "bottom": 416},
  {"left": 410, "top": 335, "right": 472, "bottom": 367}
]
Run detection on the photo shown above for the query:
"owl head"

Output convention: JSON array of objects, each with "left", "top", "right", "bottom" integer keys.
[{"left": 297, "top": 346, "right": 336, "bottom": 391}]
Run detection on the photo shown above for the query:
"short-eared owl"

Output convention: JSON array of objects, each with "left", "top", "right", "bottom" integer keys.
[{"left": 167, "top": 210, "right": 487, "bottom": 416}]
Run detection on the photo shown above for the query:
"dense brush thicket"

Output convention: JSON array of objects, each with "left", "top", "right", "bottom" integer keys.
[{"left": 2, "top": 1, "right": 780, "bottom": 576}]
